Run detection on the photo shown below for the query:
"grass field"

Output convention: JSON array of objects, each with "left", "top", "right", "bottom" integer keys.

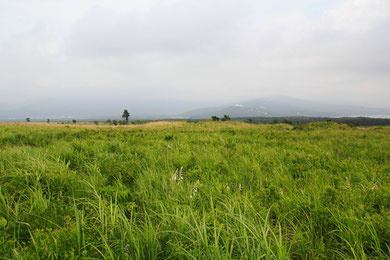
[{"left": 0, "top": 121, "right": 389, "bottom": 259}]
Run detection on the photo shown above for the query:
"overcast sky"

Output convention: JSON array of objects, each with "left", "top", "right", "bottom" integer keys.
[{"left": 1, "top": 0, "right": 390, "bottom": 108}]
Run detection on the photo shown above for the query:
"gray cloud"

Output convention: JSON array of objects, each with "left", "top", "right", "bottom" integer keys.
[
  {"left": 0, "top": 0, "right": 390, "bottom": 107},
  {"left": 67, "top": 1, "right": 246, "bottom": 56}
]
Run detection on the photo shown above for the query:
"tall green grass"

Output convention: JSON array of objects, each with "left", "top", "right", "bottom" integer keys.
[{"left": 0, "top": 121, "right": 389, "bottom": 258}]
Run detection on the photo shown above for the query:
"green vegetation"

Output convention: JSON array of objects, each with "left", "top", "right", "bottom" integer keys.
[
  {"left": 211, "top": 116, "right": 220, "bottom": 121},
  {"left": 221, "top": 115, "right": 231, "bottom": 122},
  {"left": 0, "top": 121, "right": 389, "bottom": 259}
]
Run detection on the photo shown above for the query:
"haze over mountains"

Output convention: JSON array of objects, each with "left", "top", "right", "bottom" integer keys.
[
  {"left": 180, "top": 96, "right": 390, "bottom": 119},
  {"left": 0, "top": 96, "right": 212, "bottom": 120},
  {"left": 1, "top": 96, "right": 390, "bottom": 121}
]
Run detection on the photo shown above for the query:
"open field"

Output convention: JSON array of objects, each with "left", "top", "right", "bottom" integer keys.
[{"left": 0, "top": 121, "right": 389, "bottom": 259}]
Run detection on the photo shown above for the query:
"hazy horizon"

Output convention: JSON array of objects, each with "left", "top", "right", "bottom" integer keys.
[
  {"left": 1, "top": 0, "right": 390, "bottom": 112},
  {"left": 1, "top": 95, "right": 390, "bottom": 121}
]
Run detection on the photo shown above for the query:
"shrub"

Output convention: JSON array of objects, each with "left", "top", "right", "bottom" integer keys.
[{"left": 221, "top": 115, "right": 231, "bottom": 121}]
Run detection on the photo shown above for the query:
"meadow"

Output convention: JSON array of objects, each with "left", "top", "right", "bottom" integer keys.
[{"left": 0, "top": 121, "right": 389, "bottom": 259}]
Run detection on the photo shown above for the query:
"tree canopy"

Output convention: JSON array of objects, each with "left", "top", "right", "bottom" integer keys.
[{"left": 122, "top": 110, "right": 130, "bottom": 122}]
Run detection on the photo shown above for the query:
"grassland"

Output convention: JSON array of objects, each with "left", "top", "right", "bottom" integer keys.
[{"left": 0, "top": 121, "right": 389, "bottom": 259}]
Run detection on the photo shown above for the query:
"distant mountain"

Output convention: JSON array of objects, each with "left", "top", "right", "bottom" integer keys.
[
  {"left": 1, "top": 95, "right": 390, "bottom": 121},
  {"left": 0, "top": 96, "right": 221, "bottom": 121},
  {"left": 179, "top": 96, "right": 390, "bottom": 119}
]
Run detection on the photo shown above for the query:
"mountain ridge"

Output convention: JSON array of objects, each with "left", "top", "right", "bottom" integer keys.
[
  {"left": 1, "top": 95, "right": 390, "bottom": 120},
  {"left": 178, "top": 96, "right": 390, "bottom": 119}
]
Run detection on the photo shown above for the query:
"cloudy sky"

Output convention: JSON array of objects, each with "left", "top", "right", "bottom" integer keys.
[{"left": 1, "top": 0, "right": 390, "bottom": 108}]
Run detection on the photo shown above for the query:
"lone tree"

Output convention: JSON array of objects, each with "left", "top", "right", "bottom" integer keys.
[
  {"left": 122, "top": 109, "right": 130, "bottom": 123},
  {"left": 211, "top": 116, "right": 220, "bottom": 121},
  {"left": 26, "top": 118, "right": 30, "bottom": 122}
]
